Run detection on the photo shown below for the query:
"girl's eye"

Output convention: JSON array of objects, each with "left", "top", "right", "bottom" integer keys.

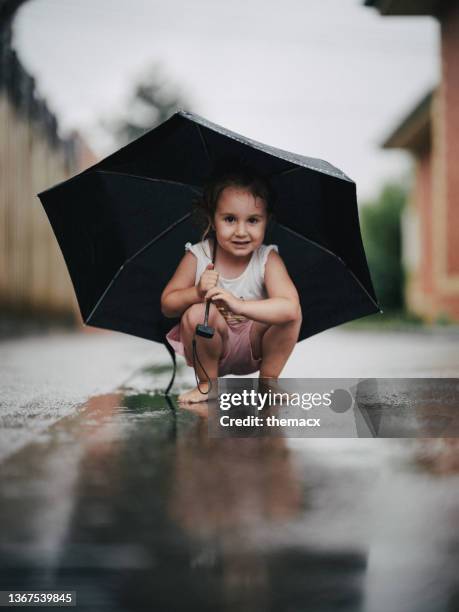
[{"left": 222, "top": 215, "right": 259, "bottom": 224}]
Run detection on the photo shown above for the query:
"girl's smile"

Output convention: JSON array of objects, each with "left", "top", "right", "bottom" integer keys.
[{"left": 213, "top": 186, "right": 268, "bottom": 260}]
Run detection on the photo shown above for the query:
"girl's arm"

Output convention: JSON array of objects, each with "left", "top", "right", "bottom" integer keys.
[
  {"left": 160, "top": 252, "right": 201, "bottom": 318},
  {"left": 240, "top": 251, "right": 301, "bottom": 324},
  {"left": 205, "top": 251, "right": 301, "bottom": 325}
]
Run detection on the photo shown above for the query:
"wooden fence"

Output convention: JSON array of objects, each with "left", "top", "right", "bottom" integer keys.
[{"left": 0, "top": 20, "right": 96, "bottom": 321}]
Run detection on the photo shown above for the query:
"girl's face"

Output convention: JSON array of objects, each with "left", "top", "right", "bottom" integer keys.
[{"left": 213, "top": 186, "right": 268, "bottom": 258}]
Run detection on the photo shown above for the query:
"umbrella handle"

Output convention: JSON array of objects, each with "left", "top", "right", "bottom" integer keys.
[
  {"left": 193, "top": 236, "right": 218, "bottom": 396},
  {"left": 196, "top": 236, "right": 217, "bottom": 338}
]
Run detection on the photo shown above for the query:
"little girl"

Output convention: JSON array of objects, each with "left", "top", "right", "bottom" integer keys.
[{"left": 161, "top": 164, "right": 302, "bottom": 404}]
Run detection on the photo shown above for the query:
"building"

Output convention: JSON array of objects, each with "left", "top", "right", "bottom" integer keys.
[{"left": 365, "top": 0, "right": 459, "bottom": 322}]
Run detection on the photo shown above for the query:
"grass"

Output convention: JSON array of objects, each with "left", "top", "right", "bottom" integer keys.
[{"left": 342, "top": 309, "right": 457, "bottom": 331}]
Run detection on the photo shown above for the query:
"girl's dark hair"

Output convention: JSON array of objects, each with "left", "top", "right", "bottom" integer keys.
[{"left": 192, "top": 160, "right": 275, "bottom": 243}]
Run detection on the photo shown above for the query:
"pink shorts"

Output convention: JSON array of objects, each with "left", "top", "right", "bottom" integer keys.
[{"left": 165, "top": 318, "right": 261, "bottom": 376}]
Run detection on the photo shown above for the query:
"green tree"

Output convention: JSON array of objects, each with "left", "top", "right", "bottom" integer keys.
[
  {"left": 101, "top": 61, "right": 191, "bottom": 146},
  {"left": 360, "top": 182, "right": 408, "bottom": 311}
]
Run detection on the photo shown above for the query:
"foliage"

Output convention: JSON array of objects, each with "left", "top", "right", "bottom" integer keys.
[
  {"left": 359, "top": 181, "right": 408, "bottom": 311},
  {"left": 343, "top": 308, "right": 424, "bottom": 330},
  {"left": 101, "top": 61, "right": 191, "bottom": 146}
]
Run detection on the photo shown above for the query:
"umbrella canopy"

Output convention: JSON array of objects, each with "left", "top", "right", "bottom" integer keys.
[{"left": 37, "top": 109, "right": 380, "bottom": 361}]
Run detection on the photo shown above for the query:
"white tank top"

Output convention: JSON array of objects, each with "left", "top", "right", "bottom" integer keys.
[{"left": 184, "top": 239, "right": 279, "bottom": 324}]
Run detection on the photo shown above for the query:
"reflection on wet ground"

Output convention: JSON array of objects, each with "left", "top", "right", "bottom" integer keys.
[{"left": 0, "top": 374, "right": 458, "bottom": 611}]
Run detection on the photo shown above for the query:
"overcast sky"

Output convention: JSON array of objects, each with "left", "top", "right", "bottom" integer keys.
[{"left": 13, "top": 0, "right": 439, "bottom": 201}]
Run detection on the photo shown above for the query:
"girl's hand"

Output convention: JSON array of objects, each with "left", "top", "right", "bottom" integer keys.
[
  {"left": 205, "top": 286, "right": 244, "bottom": 316},
  {"left": 197, "top": 263, "right": 219, "bottom": 300}
]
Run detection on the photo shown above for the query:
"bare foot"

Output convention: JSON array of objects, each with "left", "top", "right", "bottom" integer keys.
[
  {"left": 180, "top": 403, "right": 209, "bottom": 418},
  {"left": 258, "top": 377, "right": 291, "bottom": 401},
  {"left": 178, "top": 383, "right": 210, "bottom": 404}
]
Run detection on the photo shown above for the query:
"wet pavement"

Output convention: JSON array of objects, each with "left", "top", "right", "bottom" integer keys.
[
  {"left": 0, "top": 331, "right": 161, "bottom": 462},
  {"left": 0, "top": 327, "right": 459, "bottom": 611}
]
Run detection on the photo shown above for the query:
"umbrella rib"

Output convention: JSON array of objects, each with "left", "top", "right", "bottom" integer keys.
[
  {"left": 125, "top": 212, "right": 192, "bottom": 264},
  {"left": 181, "top": 110, "right": 351, "bottom": 182},
  {"left": 279, "top": 223, "right": 342, "bottom": 260},
  {"left": 94, "top": 170, "right": 203, "bottom": 196},
  {"left": 268, "top": 166, "right": 302, "bottom": 179},
  {"left": 278, "top": 223, "right": 381, "bottom": 312},
  {"left": 85, "top": 212, "right": 192, "bottom": 325},
  {"left": 196, "top": 125, "right": 211, "bottom": 164},
  {"left": 346, "top": 268, "right": 383, "bottom": 312}
]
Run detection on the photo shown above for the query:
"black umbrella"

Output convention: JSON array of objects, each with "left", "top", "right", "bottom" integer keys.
[{"left": 37, "top": 110, "right": 381, "bottom": 393}]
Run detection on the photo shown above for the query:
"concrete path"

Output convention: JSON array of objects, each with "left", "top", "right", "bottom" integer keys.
[
  {"left": 1, "top": 327, "right": 458, "bottom": 462},
  {"left": 0, "top": 326, "right": 458, "bottom": 611}
]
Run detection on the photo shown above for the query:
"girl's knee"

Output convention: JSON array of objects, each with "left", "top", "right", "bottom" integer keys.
[
  {"left": 182, "top": 303, "right": 228, "bottom": 338},
  {"left": 297, "top": 304, "right": 303, "bottom": 322},
  {"left": 286, "top": 305, "right": 302, "bottom": 331},
  {"left": 290, "top": 303, "right": 302, "bottom": 324},
  {"left": 182, "top": 303, "right": 207, "bottom": 329},
  {"left": 278, "top": 305, "right": 302, "bottom": 329},
  {"left": 293, "top": 304, "right": 302, "bottom": 328}
]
